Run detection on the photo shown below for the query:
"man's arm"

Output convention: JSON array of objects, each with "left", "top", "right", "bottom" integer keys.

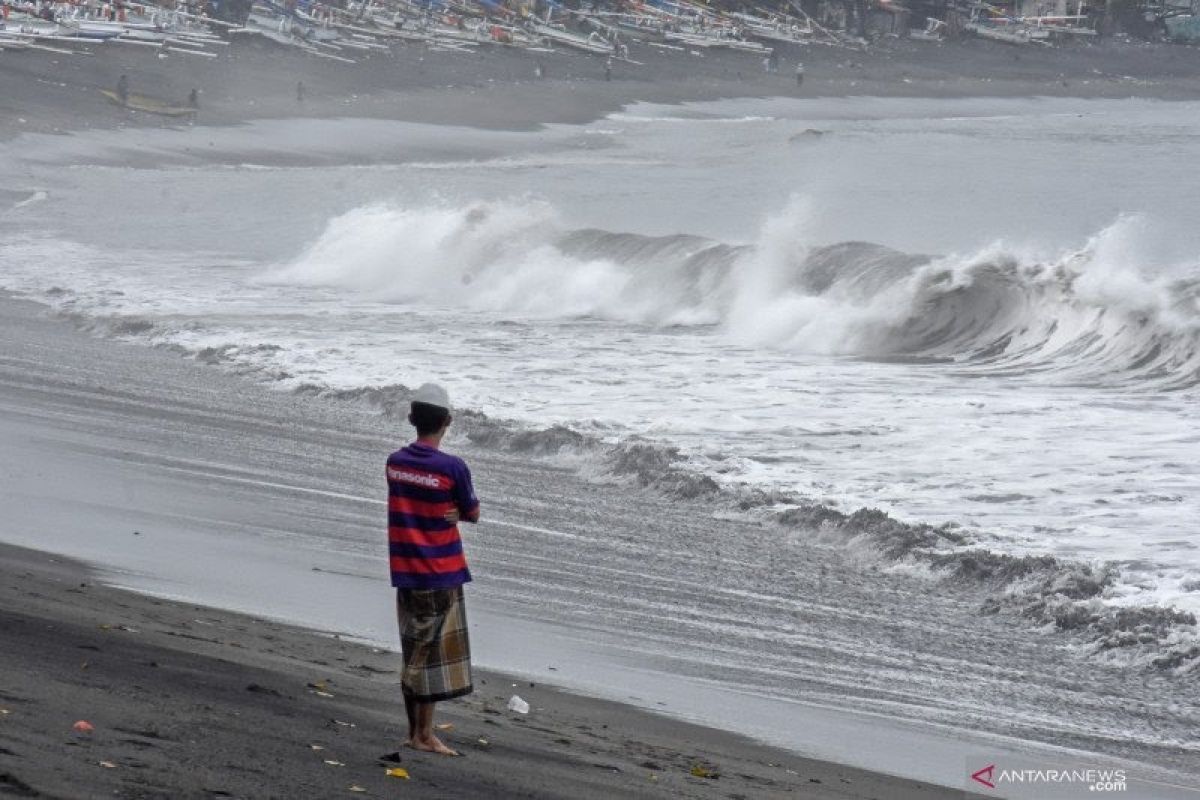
[{"left": 452, "top": 461, "right": 481, "bottom": 524}]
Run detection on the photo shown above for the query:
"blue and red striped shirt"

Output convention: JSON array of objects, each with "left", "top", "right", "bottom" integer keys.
[{"left": 386, "top": 442, "right": 480, "bottom": 590}]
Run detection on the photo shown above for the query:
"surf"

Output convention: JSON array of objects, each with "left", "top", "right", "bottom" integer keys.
[{"left": 269, "top": 199, "right": 1200, "bottom": 389}]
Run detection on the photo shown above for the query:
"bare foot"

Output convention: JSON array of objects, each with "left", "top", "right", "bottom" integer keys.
[{"left": 411, "top": 735, "right": 459, "bottom": 756}]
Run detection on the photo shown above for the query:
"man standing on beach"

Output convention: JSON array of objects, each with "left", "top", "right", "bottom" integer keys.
[{"left": 386, "top": 383, "right": 480, "bottom": 756}]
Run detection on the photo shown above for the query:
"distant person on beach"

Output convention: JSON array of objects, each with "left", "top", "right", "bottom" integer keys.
[
  {"left": 116, "top": 74, "right": 129, "bottom": 104},
  {"left": 605, "top": 57, "right": 612, "bottom": 81},
  {"left": 795, "top": 62, "right": 805, "bottom": 88},
  {"left": 386, "top": 383, "right": 480, "bottom": 757}
]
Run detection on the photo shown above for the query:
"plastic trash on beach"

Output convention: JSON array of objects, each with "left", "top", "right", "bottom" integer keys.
[
  {"left": 434, "top": 722, "right": 454, "bottom": 732},
  {"left": 506, "top": 695, "right": 530, "bottom": 714},
  {"left": 690, "top": 764, "right": 720, "bottom": 779},
  {"left": 324, "top": 760, "right": 345, "bottom": 767},
  {"left": 385, "top": 767, "right": 410, "bottom": 779},
  {"left": 72, "top": 720, "right": 95, "bottom": 733},
  {"left": 98, "top": 761, "right": 117, "bottom": 769},
  {"left": 347, "top": 785, "right": 367, "bottom": 793}
]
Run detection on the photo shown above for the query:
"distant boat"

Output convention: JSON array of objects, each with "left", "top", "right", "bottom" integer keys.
[
  {"left": 100, "top": 89, "right": 197, "bottom": 117},
  {"left": 57, "top": 19, "right": 126, "bottom": 39},
  {"left": 529, "top": 21, "right": 615, "bottom": 54}
]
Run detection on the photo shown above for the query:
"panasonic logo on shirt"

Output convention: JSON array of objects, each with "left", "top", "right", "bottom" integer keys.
[{"left": 388, "top": 467, "right": 444, "bottom": 489}]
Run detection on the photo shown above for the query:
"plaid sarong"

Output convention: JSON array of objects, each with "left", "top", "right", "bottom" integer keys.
[{"left": 395, "top": 586, "right": 473, "bottom": 703}]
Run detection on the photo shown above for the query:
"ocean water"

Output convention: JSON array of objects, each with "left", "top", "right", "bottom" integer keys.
[
  {"left": 2, "top": 97, "right": 1199, "bottom": 666},
  {"left": 2, "top": 92, "right": 1200, "bottom": 786}
]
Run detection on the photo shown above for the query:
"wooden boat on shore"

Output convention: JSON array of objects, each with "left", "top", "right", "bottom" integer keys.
[
  {"left": 965, "top": 20, "right": 1049, "bottom": 43},
  {"left": 57, "top": 19, "right": 127, "bottom": 39},
  {"left": 529, "top": 21, "right": 614, "bottom": 55},
  {"left": 100, "top": 89, "right": 196, "bottom": 116},
  {"left": 728, "top": 11, "right": 812, "bottom": 45},
  {"left": 576, "top": 11, "right": 664, "bottom": 41}
]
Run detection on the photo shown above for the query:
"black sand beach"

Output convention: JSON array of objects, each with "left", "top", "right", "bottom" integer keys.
[
  {"left": 0, "top": 542, "right": 976, "bottom": 799},
  {"left": 5, "top": 24, "right": 1200, "bottom": 799}
]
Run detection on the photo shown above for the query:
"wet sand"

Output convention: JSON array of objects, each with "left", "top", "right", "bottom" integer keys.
[{"left": 0, "top": 542, "right": 974, "bottom": 799}]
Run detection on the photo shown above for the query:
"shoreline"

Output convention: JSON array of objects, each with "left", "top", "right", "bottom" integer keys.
[
  {"left": 0, "top": 286, "right": 1197, "bottom": 799},
  {"left": 0, "top": 541, "right": 975, "bottom": 799},
  {"left": 4, "top": 34, "right": 1200, "bottom": 142},
  {"left": 6, "top": 30, "right": 1200, "bottom": 790}
]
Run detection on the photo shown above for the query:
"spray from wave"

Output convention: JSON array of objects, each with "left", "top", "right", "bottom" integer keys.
[{"left": 268, "top": 199, "right": 1200, "bottom": 389}]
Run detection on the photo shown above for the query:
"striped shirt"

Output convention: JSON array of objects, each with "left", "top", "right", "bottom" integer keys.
[{"left": 386, "top": 442, "right": 480, "bottom": 590}]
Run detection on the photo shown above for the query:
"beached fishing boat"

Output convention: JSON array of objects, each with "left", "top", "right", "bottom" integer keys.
[
  {"left": 662, "top": 27, "right": 769, "bottom": 52},
  {"left": 529, "top": 21, "right": 614, "bottom": 55},
  {"left": 100, "top": 89, "right": 196, "bottom": 116},
  {"left": 727, "top": 11, "right": 812, "bottom": 44},
  {"left": 57, "top": 19, "right": 127, "bottom": 39},
  {"left": 965, "top": 20, "right": 1048, "bottom": 43},
  {"left": 1026, "top": 14, "right": 1096, "bottom": 36},
  {"left": 576, "top": 11, "right": 664, "bottom": 41}
]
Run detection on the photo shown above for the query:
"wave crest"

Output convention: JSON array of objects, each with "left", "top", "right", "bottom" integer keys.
[{"left": 271, "top": 200, "right": 1200, "bottom": 388}]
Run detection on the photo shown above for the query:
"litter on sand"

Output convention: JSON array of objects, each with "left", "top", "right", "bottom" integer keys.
[
  {"left": 385, "top": 767, "right": 410, "bottom": 779},
  {"left": 309, "top": 744, "right": 325, "bottom": 751},
  {"left": 506, "top": 695, "right": 530, "bottom": 714},
  {"left": 690, "top": 764, "right": 720, "bottom": 779},
  {"left": 434, "top": 722, "right": 454, "bottom": 731},
  {"left": 98, "top": 761, "right": 117, "bottom": 769},
  {"left": 72, "top": 720, "right": 95, "bottom": 733},
  {"left": 324, "top": 760, "right": 346, "bottom": 767},
  {"left": 348, "top": 785, "right": 367, "bottom": 793}
]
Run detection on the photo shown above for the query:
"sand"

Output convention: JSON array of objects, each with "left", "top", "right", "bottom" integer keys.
[{"left": 0, "top": 542, "right": 974, "bottom": 799}]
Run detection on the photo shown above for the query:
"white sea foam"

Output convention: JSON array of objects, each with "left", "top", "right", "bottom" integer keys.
[
  {"left": 263, "top": 197, "right": 1200, "bottom": 390},
  {"left": 2, "top": 97, "right": 1198, "bottom": 653}
]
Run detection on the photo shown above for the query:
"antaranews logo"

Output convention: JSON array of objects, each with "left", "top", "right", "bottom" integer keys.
[
  {"left": 972, "top": 764, "right": 997, "bottom": 789},
  {"left": 969, "top": 761, "right": 1128, "bottom": 794}
]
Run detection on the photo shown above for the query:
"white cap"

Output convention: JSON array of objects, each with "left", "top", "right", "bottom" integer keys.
[{"left": 411, "top": 382, "right": 451, "bottom": 412}]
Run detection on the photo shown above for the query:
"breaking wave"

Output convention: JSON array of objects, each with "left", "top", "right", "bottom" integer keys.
[{"left": 269, "top": 200, "right": 1200, "bottom": 389}]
